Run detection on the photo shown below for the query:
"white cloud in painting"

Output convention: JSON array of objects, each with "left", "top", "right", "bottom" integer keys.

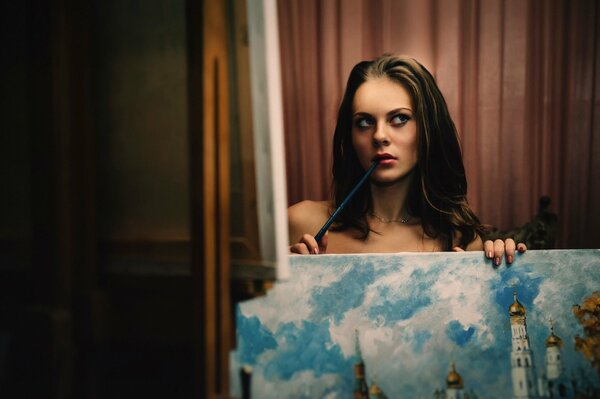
[{"left": 240, "top": 257, "right": 343, "bottom": 332}]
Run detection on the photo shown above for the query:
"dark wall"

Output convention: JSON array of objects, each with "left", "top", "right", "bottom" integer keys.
[
  {"left": 0, "top": 1, "right": 198, "bottom": 397},
  {"left": 93, "top": 0, "right": 190, "bottom": 242},
  {"left": 1, "top": 2, "right": 32, "bottom": 267}
]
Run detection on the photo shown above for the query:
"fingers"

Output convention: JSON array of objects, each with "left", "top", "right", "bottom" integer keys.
[
  {"left": 289, "top": 243, "right": 309, "bottom": 254},
  {"left": 484, "top": 240, "right": 494, "bottom": 259},
  {"left": 504, "top": 238, "right": 516, "bottom": 264},
  {"left": 289, "top": 233, "right": 322, "bottom": 255},
  {"left": 493, "top": 239, "right": 504, "bottom": 266},
  {"left": 452, "top": 246, "right": 465, "bottom": 252},
  {"left": 483, "top": 238, "right": 526, "bottom": 266},
  {"left": 301, "top": 233, "right": 320, "bottom": 254},
  {"left": 484, "top": 239, "right": 501, "bottom": 265}
]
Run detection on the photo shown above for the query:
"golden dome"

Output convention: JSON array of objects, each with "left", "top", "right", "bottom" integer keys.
[
  {"left": 446, "top": 363, "right": 464, "bottom": 389},
  {"left": 369, "top": 383, "right": 383, "bottom": 395},
  {"left": 508, "top": 291, "right": 526, "bottom": 316},
  {"left": 546, "top": 323, "right": 563, "bottom": 348}
]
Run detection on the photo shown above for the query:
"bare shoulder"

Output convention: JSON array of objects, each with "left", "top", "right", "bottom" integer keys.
[
  {"left": 453, "top": 230, "right": 484, "bottom": 251},
  {"left": 465, "top": 234, "right": 484, "bottom": 251},
  {"left": 287, "top": 200, "right": 331, "bottom": 244},
  {"left": 288, "top": 200, "right": 330, "bottom": 221}
]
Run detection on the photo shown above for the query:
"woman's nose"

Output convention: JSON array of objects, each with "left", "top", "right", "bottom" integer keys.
[{"left": 372, "top": 125, "right": 390, "bottom": 146}]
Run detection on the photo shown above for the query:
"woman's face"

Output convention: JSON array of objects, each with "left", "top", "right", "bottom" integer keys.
[{"left": 351, "top": 77, "right": 418, "bottom": 185}]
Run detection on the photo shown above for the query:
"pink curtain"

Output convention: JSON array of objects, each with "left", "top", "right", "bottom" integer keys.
[{"left": 278, "top": 0, "right": 600, "bottom": 248}]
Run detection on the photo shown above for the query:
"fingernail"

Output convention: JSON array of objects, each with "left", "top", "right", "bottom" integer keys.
[
  {"left": 508, "top": 255, "right": 513, "bottom": 264},
  {"left": 487, "top": 251, "right": 493, "bottom": 258},
  {"left": 494, "top": 257, "right": 501, "bottom": 266},
  {"left": 313, "top": 247, "right": 319, "bottom": 255}
]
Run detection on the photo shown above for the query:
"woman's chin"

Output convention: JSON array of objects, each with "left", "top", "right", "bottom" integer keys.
[
  {"left": 370, "top": 170, "right": 414, "bottom": 187},
  {"left": 370, "top": 177, "right": 407, "bottom": 187}
]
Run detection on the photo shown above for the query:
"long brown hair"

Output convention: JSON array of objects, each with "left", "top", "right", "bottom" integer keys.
[{"left": 331, "top": 54, "right": 483, "bottom": 250}]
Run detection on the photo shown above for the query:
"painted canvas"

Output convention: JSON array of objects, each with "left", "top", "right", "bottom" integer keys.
[{"left": 230, "top": 250, "right": 600, "bottom": 398}]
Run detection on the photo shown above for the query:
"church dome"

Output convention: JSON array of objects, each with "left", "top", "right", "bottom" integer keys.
[
  {"left": 446, "top": 363, "right": 464, "bottom": 389},
  {"left": 369, "top": 382, "right": 387, "bottom": 399},
  {"left": 508, "top": 292, "right": 526, "bottom": 316},
  {"left": 546, "top": 325, "right": 563, "bottom": 348},
  {"left": 369, "top": 383, "right": 382, "bottom": 394}
]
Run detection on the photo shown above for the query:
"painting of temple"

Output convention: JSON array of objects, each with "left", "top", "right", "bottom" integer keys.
[
  {"left": 507, "top": 289, "right": 579, "bottom": 398},
  {"left": 230, "top": 250, "right": 600, "bottom": 398}
]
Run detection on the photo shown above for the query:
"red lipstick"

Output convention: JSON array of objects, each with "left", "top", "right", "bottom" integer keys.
[{"left": 372, "top": 153, "right": 397, "bottom": 166}]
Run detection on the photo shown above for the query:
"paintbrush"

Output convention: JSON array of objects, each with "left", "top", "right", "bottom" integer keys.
[{"left": 314, "top": 159, "right": 380, "bottom": 243}]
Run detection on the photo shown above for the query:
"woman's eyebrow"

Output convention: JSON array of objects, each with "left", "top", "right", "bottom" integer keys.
[
  {"left": 352, "top": 107, "right": 413, "bottom": 118},
  {"left": 387, "top": 107, "right": 413, "bottom": 116}
]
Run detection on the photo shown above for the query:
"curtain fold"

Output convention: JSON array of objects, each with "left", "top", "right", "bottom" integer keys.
[{"left": 278, "top": 0, "right": 600, "bottom": 248}]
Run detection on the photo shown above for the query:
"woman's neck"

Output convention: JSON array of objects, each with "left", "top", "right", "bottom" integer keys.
[{"left": 369, "top": 176, "right": 413, "bottom": 221}]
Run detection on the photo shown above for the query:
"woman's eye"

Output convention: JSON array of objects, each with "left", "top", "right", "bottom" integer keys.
[
  {"left": 354, "top": 117, "right": 374, "bottom": 129},
  {"left": 391, "top": 114, "right": 410, "bottom": 125}
]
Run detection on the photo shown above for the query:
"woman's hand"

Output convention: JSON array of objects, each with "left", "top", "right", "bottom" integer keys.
[
  {"left": 483, "top": 238, "right": 527, "bottom": 265},
  {"left": 289, "top": 231, "right": 329, "bottom": 255}
]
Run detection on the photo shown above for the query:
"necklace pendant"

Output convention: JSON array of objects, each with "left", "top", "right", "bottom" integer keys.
[{"left": 370, "top": 212, "right": 410, "bottom": 224}]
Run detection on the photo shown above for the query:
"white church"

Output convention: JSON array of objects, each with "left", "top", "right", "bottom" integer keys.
[{"left": 508, "top": 290, "right": 572, "bottom": 398}]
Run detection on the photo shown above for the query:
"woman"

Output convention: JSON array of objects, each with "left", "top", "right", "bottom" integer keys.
[{"left": 288, "top": 54, "right": 524, "bottom": 265}]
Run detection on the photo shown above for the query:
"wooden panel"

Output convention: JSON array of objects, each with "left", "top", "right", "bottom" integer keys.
[
  {"left": 204, "top": 0, "right": 232, "bottom": 392},
  {"left": 93, "top": 0, "right": 191, "bottom": 243},
  {"left": 229, "top": 0, "right": 261, "bottom": 265},
  {"left": 188, "top": 0, "right": 232, "bottom": 397}
]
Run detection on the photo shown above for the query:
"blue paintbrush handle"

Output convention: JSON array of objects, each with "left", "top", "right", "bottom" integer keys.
[{"left": 314, "top": 160, "right": 380, "bottom": 243}]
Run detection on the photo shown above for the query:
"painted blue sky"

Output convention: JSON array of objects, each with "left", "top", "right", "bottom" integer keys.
[{"left": 231, "top": 250, "right": 600, "bottom": 399}]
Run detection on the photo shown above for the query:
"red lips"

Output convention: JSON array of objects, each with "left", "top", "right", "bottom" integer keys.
[{"left": 372, "top": 153, "right": 397, "bottom": 162}]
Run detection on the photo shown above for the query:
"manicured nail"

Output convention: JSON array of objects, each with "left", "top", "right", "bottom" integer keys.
[
  {"left": 494, "top": 257, "right": 501, "bottom": 266},
  {"left": 313, "top": 247, "right": 319, "bottom": 255},
  {"left": 507, "top": 255, "right": 513, "bottom": 264},
  {"left": 487, "top": 251, "right": 493, "bottom": 258}
]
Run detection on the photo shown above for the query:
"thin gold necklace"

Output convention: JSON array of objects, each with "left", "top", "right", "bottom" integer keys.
[{"left": 369, "top": 212, "right": 410, "bottom": 224}]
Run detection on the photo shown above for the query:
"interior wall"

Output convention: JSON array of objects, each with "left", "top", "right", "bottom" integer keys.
[
  {"left": 0, "top": 0, "right": 198, "bottom": 397},
  {"left": 93, "top": 0, "right": 191, "bottom": 243},
  {"left": 0, "top": 1, "right": 32, "bottom": 269}
]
